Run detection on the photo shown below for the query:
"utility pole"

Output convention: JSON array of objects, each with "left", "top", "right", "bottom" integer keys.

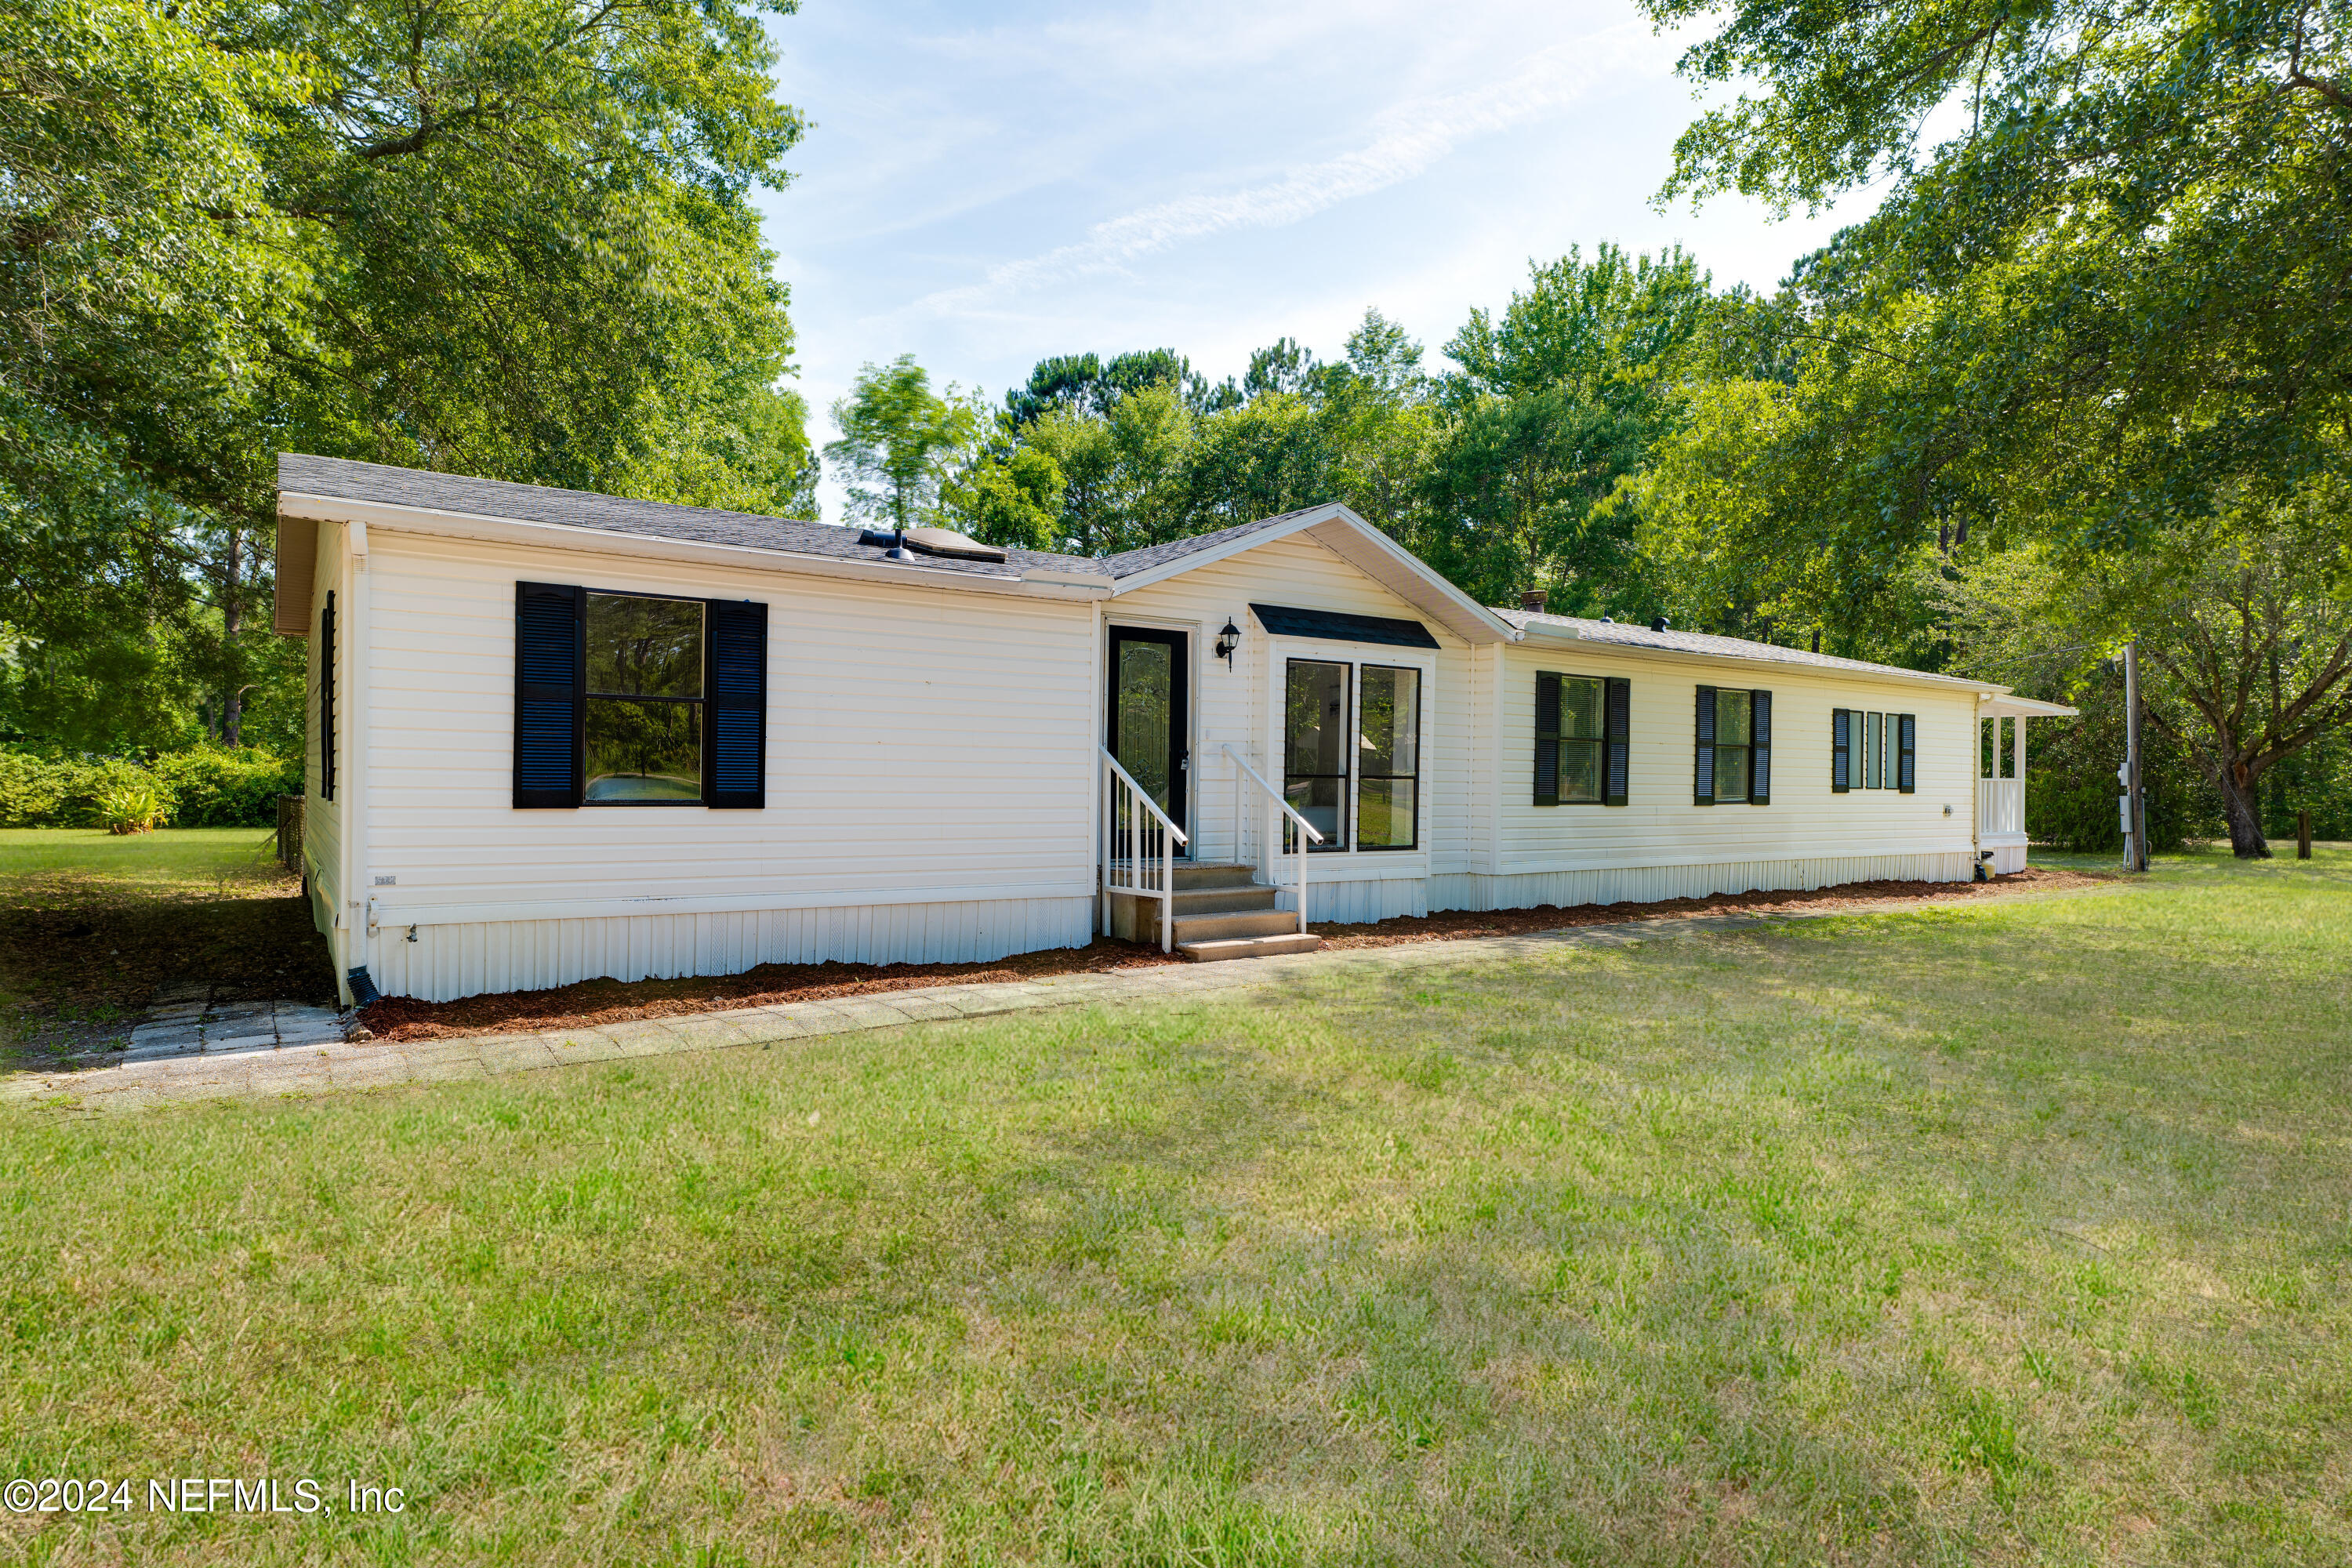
[{"left": 2122, "top": 641, "right": 2147, "bottom": 873}]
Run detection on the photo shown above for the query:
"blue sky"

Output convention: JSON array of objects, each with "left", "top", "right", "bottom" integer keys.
[{"left": 757, "top": 0, "right": 1866, "bottom": 518}]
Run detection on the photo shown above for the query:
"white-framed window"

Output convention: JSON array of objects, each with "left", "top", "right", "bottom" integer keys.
[{"left": 1277, "top": 649, "right": 1429, "bottom": 854}]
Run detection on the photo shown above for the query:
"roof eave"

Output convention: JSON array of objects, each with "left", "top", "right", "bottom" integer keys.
[
  {"left": 1977, "top": 694, "right": 2078, "bottom": 718},
  {"left": 1510, "top": 617, "right": 2003, "bottom": 695},
  {"left": 276, "top": 492, "right": 1115, "bottom": 601}
]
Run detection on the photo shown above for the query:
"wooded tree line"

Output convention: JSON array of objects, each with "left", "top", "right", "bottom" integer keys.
[
  {"left": 2, "top": 0, "right": 814, "bottom": 758},
  {"left": 9, "top": 0, "right": 2347, "bottom": 854},
  {"left": 829, "top": 0, "right": 2352, "bottom": 857},
  {"left": 833, "top": 244, "right": 1755, "bottom": 623}
]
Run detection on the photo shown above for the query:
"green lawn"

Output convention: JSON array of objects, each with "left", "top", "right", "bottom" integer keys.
[
  {"left": 2, "top": 849, "right": 2347, "bottom": 1565},
  {"left": 0, "top": 827, "right": 336, "bottom": 1058}
]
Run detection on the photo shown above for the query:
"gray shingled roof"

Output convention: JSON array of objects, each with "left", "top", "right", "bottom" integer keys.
[
  {"left": 1501, "top": 610, "right": 1994, "bottom": 690},
  {"left": 278, "top": 454, "right": 1109, "bottom": 583},
  {"left": 1097, "top": 506, "right": 1327, "bottom": 579},
  {"left": 278, "top": 454, "right": 1344, "bottom": 586}
]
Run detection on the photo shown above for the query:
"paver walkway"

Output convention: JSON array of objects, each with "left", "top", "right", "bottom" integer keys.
[
  {"left": 119, "top": 994, "right": 349, "bottom": 1061},
  {"left": 2, "top": 890, "right": 2110, "bottom": 1115}
]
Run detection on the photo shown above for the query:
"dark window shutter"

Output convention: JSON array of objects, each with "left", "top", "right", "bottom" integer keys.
[
  {"left": 1693, "top": 684, "right": 1715, "bottom": 804},
  {"left": 704, "top": 598, "right": 768, "bottom": 809},
  {"left": 514, "top": 582, "right": 584, "bottom": 808},
  {"left": 1831, "top": 707, "right": 1849, "bottom": 793},
  {"left": 1749, "top": 690, "right": 1772, "bottom": 804},
  {"left": 319, "top": 592, "right": 336, "bottom": 802},
  {"left": 1897, "top": 713, "right": 1917, "bottom": 793},
  {"left": 1533, "top": 671, "right": 1559, "bottom": 806},
  {"left": 1604, "top": 677, "right": 1630, "bottom": 806}
]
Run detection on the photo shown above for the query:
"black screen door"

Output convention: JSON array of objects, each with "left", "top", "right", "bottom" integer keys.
[{"left": 1108, "top": 626, "right": 1188, "bottom": 848}]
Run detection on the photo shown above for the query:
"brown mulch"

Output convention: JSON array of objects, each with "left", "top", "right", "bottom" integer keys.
[
  {"left": 1311, "top": 863, "right": 2107, "bottom": 948},
  {"left": 358, "top": 866, "right": 2107, "bottom": 1044}
]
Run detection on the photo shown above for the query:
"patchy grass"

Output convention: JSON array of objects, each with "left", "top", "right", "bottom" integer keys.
[
  {"left": 1, "top": 849, "right": 2347, "bottom": 1564},
  {"left": 0, "top": 828, "right": 336, "bottom": 1060}
]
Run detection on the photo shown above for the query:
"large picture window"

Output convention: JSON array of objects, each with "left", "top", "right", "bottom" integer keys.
[
  {"left": 1357, "top": 665, "right": 1420, "bottom": 850},
  {"left": 585, "top": 592, "right": 704, "bottom": 804},
  {"left": 1284, "top": 659, "right": 1350, "bottom": 851}
]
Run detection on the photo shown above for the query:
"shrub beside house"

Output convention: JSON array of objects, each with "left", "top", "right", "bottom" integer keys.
[{"left": 0, "top": 746, "right": 302, "bottom": 829}]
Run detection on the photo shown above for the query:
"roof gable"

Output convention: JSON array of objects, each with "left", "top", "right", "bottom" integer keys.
[{"left": 1104, "top": 502, "right": 1517, "bottom": 646}]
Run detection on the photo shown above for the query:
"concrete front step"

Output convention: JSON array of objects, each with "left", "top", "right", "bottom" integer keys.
[
  {"left": 1178, "top": 932, "right": 1326, "bottom": 962},
  {"left": 1171, "top": 862, "right": 1258, "bottom": 890},
  {"left": 1171, "top": 908, "right": 1302, "bottom": 943},
  {"left": 1171, "top": 884, "right": 1279, "bottom": 915}
]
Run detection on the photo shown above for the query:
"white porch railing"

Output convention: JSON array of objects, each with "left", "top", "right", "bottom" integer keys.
[
  {"left": 1101, "top": 746, "right": 1188, "bottom": 952},
  {"left": 1223, "top": 744, "right": 1323, "bottom": 935},
  {"left": 1978, "top": 776, "right": 2024, "bottom": 838}
]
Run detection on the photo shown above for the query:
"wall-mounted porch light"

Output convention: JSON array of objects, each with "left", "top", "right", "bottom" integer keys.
[{"left": 1215, "top": 618, "right": 1241, "bottom": 667}]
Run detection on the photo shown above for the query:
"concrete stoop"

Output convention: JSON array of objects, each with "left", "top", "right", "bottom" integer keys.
[{"left": 1106, "top": 862, "right": 1325, "bottom": 962}]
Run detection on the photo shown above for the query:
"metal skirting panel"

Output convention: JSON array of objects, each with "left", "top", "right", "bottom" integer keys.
[
  {"left": 1286, "top": 875, "right": 1428, "bottom": 925},
  {"left": 367, "top": 895, "right": 1094, "bottom": 1002},
  {"left": 1428, "top": 851, "right": 1975, "bottom": 915},
  {"left": 1986, "top": 842, "right": 2028, "bottom": 874}
]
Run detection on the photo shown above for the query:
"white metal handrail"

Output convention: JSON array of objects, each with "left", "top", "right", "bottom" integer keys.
[
  {"left": 1101, "top": 746, "right": 1189, "bottom": 952},
  {"left": 1223, "top": 743, "right": 1323, "bottom": 935}
]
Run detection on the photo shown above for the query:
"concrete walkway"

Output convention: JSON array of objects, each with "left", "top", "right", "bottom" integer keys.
[{"left": 1, "top": 891, "right": 2103, "bottom": 1116}]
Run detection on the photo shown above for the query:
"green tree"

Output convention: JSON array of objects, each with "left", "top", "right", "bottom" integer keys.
[
  {"left": 1421, "top": 247, "right": 1723, "bottom": 613},
  {"left": 1940, "top": 493, "right": 2352, "bottom": 858},
  {"left": 946, "top": 447, "right": 1067, "bottom": 552},
  {"left": 2, "top": 0, "right": 811, "bottom": 753},
  {"left": 826, "top": 358, "right": 981, "bottom": 532},
  {"left": 1635, "top": 0, "right": 2352, "bottom": 846}
]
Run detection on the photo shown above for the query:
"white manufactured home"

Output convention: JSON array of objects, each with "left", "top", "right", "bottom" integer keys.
[{"left": 273, "top": 454, "right": 2073, "bottom": 1005}]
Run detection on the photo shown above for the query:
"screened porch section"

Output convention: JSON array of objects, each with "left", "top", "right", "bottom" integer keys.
[{"left": 1975, "top": 694, "right": 2077, "bottom": 873}]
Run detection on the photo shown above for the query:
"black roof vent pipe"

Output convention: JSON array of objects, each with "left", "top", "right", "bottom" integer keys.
[{"left": 1649, "top": 615, "right": 1670, "bottom": 633}]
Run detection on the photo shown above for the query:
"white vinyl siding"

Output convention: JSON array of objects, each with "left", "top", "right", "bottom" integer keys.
[
  {"left": 1108, "top": 531, "right": 1475, "bottom": 922},
  {"left": 1471, "top": 641, "right": 1976, "bottom": 898},
  {"left": 354, "top": 531, "right": 1097, "bottom": 999},
  {"left": 317, "top": 509, "right": 2000, "bottom": 999}
]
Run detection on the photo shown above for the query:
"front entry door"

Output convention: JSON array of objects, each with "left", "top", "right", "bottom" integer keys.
[{"left": 1107, "top": 626, "right": 1189, "bottom": 850}]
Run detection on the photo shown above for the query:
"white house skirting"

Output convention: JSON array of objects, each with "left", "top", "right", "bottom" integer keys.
[
  {"left": 1429, "top": 851, "right": 1974, "bottom": 916},
  {"left": 1275, "top": 874, "right": 1429, "bottom": 925},
  {"left": 366, "top": 895, "right": 1094, "bottom": 1002}
]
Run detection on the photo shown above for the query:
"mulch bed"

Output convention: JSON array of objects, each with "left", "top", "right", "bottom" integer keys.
[
  {"left": 1312, "top": 864, "right": 2105, "bottom": 948},
  {"left": 358, "top": 866, "right": 2106, "bottom": 1044}
]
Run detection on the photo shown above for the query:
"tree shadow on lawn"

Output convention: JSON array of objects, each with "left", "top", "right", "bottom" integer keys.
[
  {"left": 987, "top": 928, "right": 2346, "bottom": 1563},
  {"left": 13, "top": 910, "right": 2343, "bottom": 1564},
  {"left": 0, "top": 869, "right": 337, "bottom": 1064}
]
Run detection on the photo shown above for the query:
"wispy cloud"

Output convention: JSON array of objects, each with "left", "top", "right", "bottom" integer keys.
[{"left": 913, "top": 21, "right": 1670, "bottom": 315}]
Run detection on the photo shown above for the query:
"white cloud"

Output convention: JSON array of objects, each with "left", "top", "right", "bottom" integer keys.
[{"left": 910, "top": 20, "right": 1671, "bottom": 316}]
